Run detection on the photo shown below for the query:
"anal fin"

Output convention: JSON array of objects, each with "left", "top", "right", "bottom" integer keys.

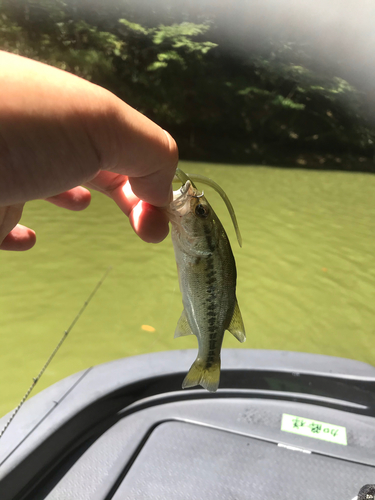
[
  {"left": 228, "top": 300, "right": 246, "bottom": 343},
  {"left": 174, "top": 309, "right": 194, "bottom": 338}
]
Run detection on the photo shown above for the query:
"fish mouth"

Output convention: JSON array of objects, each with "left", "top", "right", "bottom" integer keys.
[
  {"left": 168, "top": 178, "right": 204, "bottom": 221},
  {"left": 173, "top": 180, "right": 191, "bottom": 203},
  {"left": 170, "top": 180, "right": 196, "bottom": 216},
  {"left": 173, "top": 181, "right": 203, "bottom": 203}
]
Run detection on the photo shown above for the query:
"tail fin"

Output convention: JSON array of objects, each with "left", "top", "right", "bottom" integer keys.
[{"left": 182, "top": 357, "right": 221, "bottom": 392}]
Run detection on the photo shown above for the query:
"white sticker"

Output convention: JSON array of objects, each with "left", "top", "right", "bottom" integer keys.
[{"left": 281, "top": 413, "right": 347, "bottom": 445}]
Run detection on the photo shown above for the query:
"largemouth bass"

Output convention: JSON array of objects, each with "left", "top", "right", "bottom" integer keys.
[{"left": 167, "top": 169, "right": 245, "bottom": 392}]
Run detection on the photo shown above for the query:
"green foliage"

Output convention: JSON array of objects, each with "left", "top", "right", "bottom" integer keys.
[
  {"left": 118, "top": 19, "right": 148, "bottom": 35},
  {"left": 152, "top": 22, "right": 217, "bottom": 54},
  {"left": 0, "top": 6, "right": 37, "bottom": 57},
  {"left": 271, "top": 96, "right": 305, "bottom": 110},
  {"left": 0, "top": 0, "right": 373, "bottom": 169}
]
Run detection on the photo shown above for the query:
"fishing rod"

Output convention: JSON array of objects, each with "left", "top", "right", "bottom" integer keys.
[{"left": 0, "top": 267, "right": 111, "bottom": 440}]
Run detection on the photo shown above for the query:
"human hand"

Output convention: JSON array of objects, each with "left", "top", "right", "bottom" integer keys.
[{"left": 0, "top": 51, "right": 178, "bottom": 251}]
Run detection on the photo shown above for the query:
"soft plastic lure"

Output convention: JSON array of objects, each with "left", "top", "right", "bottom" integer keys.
[{"left": 173, "top": 167, "right": 242, "bottom": 247}]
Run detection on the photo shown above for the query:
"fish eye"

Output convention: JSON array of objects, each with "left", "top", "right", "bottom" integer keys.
[{"left": 195, "top": 204, "right": 209, "bottom": 218}]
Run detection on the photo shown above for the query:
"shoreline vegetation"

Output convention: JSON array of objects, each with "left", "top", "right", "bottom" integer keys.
[{"left": 1, "top": 0, "right": 374, "bottom": 172}]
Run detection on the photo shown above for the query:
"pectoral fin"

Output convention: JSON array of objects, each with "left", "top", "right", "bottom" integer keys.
[
  {"left": 174, "top": 310, "right": 194, "bottom": 338},
  {"left": 228, "top": 301, "right": 246, "bottom": 343}
]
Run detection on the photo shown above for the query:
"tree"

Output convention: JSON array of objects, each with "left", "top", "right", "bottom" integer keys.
[{"left": 0, "top": 0, "right": 374, "bottom": 170}]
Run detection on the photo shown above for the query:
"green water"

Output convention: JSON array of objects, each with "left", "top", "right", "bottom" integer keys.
[{"left": 1, "top": 162, "right": 374, "bottom": 416}]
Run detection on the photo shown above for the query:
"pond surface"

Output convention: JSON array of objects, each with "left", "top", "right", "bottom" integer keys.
[{"left": 1, "top": 162, "right": 374, "bottom": 416}]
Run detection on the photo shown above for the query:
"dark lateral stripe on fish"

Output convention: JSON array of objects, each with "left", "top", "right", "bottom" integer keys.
[
  {"left": 203, "top": 225, "right": 216, "bottom": 253},
  {"left": 208, "top": 318, "right": 217, "bottom": 330},
  {"left": 207, "top": 354, "right": 215, "bottom": 367},
  {"left": 205, "top": 261, "right": 214, "bottom": 271}
]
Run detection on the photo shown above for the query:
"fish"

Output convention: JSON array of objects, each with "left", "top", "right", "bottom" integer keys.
[{"left": 166, "top": 169, "right": 245, "bottom": 392}]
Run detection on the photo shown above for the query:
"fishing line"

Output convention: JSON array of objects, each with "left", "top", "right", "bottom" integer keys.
[{"left": 0, "top": 267, "right": 111, "bottom": 440}]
